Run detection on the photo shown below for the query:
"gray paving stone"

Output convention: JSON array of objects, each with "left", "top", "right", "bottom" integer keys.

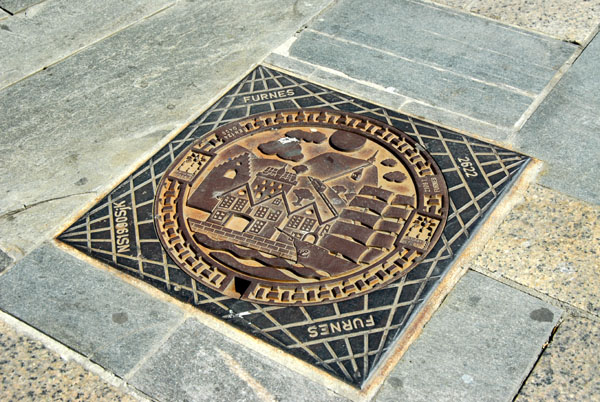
[
  {"left": 374, "top": 271, "right": 562, "bottom": 402},
  {"left": 0, "top": 0, "right": 40, "bottom": 14},
  {"left": 0, "top": 0, "right": 174, "bottom": 89},
  {"left": 0, "top": 0, "right": 332, "bottom": 259},
  {"left": 309, "top": 0, "right": 574, "bottom": 94},
  {"left": 0, "top": 7, "right": 8, "bottom": 19},
  {"left": 0, "top": 248, "right": 12, "bottom": 272},
  {"left": 130, "top": 318, "right": 345, "bottom": 402},
  {"left": 281, "top": 0, "right": 576, "bottom": 134},
  {"left": 289, "top": 30, "right": 532, "bottom": 128},
  {"left": 0, "top": 242, "right": 184, "bottom": 376},
  {"left": 265, "top": 53, "right": 513, "bottom": 142},
  {"left": 514, "top": 33, "right": 600, "bottom": 205}
]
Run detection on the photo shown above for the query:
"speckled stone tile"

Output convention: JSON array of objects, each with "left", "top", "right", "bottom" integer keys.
[
  {"left": 0, "top": 319, "right": 136, "bottom": 401},
  {"left": 428, "top": 0, "right": 600, "bottom": 43},
  {"left": 470, "top": 184, "right": 600, "bottom": 316},
  {"left": 517, "top": 315, "right": 600, "bottom": 401}
]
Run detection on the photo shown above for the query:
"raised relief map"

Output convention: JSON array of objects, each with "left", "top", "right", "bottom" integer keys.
[{"left": 154, "top": 109, "right": 448, "bottom": 305}]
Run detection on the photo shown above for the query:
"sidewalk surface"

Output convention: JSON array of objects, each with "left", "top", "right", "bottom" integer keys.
[{"left": 0, "top": 0, "right": 598, "bottom": 401}]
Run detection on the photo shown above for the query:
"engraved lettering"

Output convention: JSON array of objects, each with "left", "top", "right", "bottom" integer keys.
[
  {"left": 353, "top": 318, "right": 365, "bottom": 328},
  {"left": 457, "top": 156, "right": 479, "bottom": 178},
  {"left": 318, "top": 323, "right": 330, "bottom": 336},
  {"left": 306, "top": 315, "right": 377, "bottom": 338},
  {"left": 113, "top": 201, "right": 131, "bottom": 253},
  {"left": 242, "top": 89, "right": 296, "bottom": 103}
]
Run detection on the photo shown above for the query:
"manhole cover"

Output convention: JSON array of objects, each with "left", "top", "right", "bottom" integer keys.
[
  {"left": 58, "top": 66, "right": 529, "bottom": 386},
  {"left": 154, "top": 109, "right": 448, "bottom": 305}
]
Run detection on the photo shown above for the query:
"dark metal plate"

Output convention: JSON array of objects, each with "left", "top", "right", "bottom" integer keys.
[
  {"left": 154, "top": 109, "right": 448, "bottom": 305},
  {"left": 58, "top": 66, "right": 529, "bottom": 386}
]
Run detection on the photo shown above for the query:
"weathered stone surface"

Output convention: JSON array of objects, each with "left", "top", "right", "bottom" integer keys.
[
  {"left": 308, "top": 0, "right": 574, "bottom": 93},
  {"left": 430, "top": 0, "right": 600, "bottom": 44},
  {"left": 0, "top": 248, "right": 12, "bottom": 272},
  {"left": 289, "top": 30, "right": 532, "bottom": 129},
  {"left": 517, "top": 315, "right": 600, "bottom": 401},
  {"left": 265, "top": 53, "right": 513, "bottom": 142},
  {"left": 0, "top": 0, "right": 174, "bottom": 89},
  {"left": 0, "top": 0, "right": 332, "bottom": 259},
  {"left": 0, "top": 0, "right": 39, "bottom": 14},
  {"left": 129, "top": 318, "right": 345, "bottom": 402},
  {"left": 0, "top": 318, "right": 136, "bottom": 401},
  {"left": 0, "top": 243, "right": 184, "bottom": 376},
  {"left": 276, "top": 0, "right": 576, "bottom": 137},
  {"left": 375, "top": 271, "right": 562, "bottom": 402},
  {"left": 471, "top": 184, "right": 600, "bottom": 316},
  {"left": 515, "top": 34, "right": 600, "bottom": 204}
]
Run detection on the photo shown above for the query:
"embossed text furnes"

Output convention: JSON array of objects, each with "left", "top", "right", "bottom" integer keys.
[{"left": 154, "top": 110, "right": 448, "bottom": 305}]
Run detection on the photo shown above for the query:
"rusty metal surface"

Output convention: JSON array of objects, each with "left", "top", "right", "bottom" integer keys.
[
  {"left": 154, "top": 109, "right": 449, "bottom": 305},
  {"left": 58, "top": 66, "right": 529, "bottom": 386}
]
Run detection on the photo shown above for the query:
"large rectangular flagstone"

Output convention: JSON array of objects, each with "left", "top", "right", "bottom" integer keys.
[
  {"left": 0, "top": 242, "right": 185, "bottom": 376},
  {"left": 275, "top": 0, "right": 576, "bottom": 137},
  {"left": 0, "top": 0, "right": 174, "bottom": 90},
  {"left": 0, "top": 0, "right": 332, "bottom": 259},
  {"left": 514, "top": 34, "right": 600, "bottom": 204},
  {"left": 374, "top": 271, "right": 562, "bottom": 402},
  {"left": 129, "top": 318, "right": 345, "bottom": 402}
]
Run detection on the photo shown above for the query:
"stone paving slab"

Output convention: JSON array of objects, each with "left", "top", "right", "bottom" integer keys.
[
  {"left": 0, "top": 0, "right": 174, "bottom": 90},
  {"left": 0, "top": 317, "right": 137, "bottom": 401},
  {"left": 273, "top": 0, "right": 576, "bottom": 139},
  {"left": 429, "top": 0, "right": 600, "bottom": 44},
  {"left": 517, "top": 314, "right": 600, "bottom": 401},
  {"left": 264, "top": 53, "right": 513, "bottom": 142},
  {"left": 0, "top": 0, "right": 40, "bottom": 14},
  {"left": 129, "top": 318, "right": 345, "bottom": 402},
  {"left": 0, "top": 248, "right": 11, "bottom": 272},
  {"left": 0, "top": 242, "right": 185, "bottom": 376},
  {"left": 374, "top": 271, "right": 562, "bottom": 402},
  {"left": 308, "top": 0, "right": 572, "bottom": 93},
  {"left": 0, "top": 0, "right": 332, "bottom": 259},
  {"left": 515, "top": 33, "right": 600, "bottom": 205},
  {"left": 471, "top": 184, "right": 600, "bottom": 316}
]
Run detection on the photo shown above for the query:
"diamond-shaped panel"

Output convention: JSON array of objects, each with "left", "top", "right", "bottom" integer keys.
[{"left": 58, "top": 66, "right": 529, "bottom": 386}]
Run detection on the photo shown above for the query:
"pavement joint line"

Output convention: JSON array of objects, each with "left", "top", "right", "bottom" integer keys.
[
  {"left": 52, "top": 239, "right": 364, "bottom": 401},
  {"left": 0, "top": 0, "right": 178, "bottom": 92},
  {"left": 304, "top": 28, "right": 538, "bottom": 98},
  {"left": 4, "top": 0, "right": 47, "bottom": 16},
  {"left": 216, "top": 348, "right": 277, "bottom": 402},
  {"left": 509, "top": 25, "right": 600, "bottom": 140},
  {"left": 0, "top": 5, "right": 13, "bottom": 15},
  {"left": 413, "top": 0, "right": 578, "bottom": 44},
  {"left": 263, "top": 60, "right": 520, "bottom": 151},
  {"left": 54, "top": 154, "right": 541, "bottom": 400},
  {"left": 45, "top": 60, "right": 264, "bottom": 260},
  {"left": 0, "top": 191, "right": 96, "bottom": 219},
  {"left": 123, "top": 314, "right": 188, "bottom": 382},
  {"left": 473, "top": 267, "right": 600, "bottom": 324},
  {"left": 0, "top": 307, "right": 151, "bottom": 402},
  {"left": 46, "top": 2, "right": 338, "bottom": 262},
  {"left": 512, "top": 319, "right": 563, "bottom": 401},
  {"left": 356, "top": 161, "right": 544, "bottom": 394}
]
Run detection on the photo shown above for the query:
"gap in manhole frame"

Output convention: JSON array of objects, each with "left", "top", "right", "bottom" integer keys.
[{"left": 56, "top": 64, "right": 531, "bottom": 388}]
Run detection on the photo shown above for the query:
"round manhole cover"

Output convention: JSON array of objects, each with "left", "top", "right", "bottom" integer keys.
[{"left": 154, "top": 109, "right": 448, "bottom": 305}]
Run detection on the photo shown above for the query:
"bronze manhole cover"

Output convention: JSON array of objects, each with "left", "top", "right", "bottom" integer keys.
[{"left": 154, "top": 109, "right": 448, "bottom": 305}]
